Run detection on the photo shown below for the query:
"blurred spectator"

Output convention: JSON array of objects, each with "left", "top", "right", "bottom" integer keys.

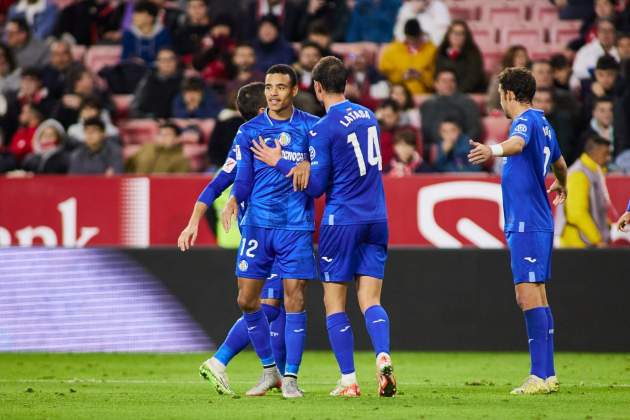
[
  {"left": 555, "top": 135, "right": 612, "bottom": 248},
  {"left": 344, "top": 50, "right": 387, "bottom": 111},
  {"left": 68, "top": 117, "right": 123, "bottom": 175},
  {"left": 571, "top": 18, "right": 619, "bottom": 90},
  {"left": 171, "top": 76, "right": 221, "bottom": 119},
  {"left": 17, "top": 67, "right": 55, "bottom": 117},
  {"left": 378, "top": 19, "right": 436, "bottom": 95},
  {"left": 581, "top": 96, "right": 616, "bottom": 149},
  {"left": 421, "top": 68, "right": 481, "bottom": 147},
  {"left": 192, "top": 15, "right": 236, "bottom": 85},
  {"left": 301, "top": 1, "right": 350, "bottom": 42},
  {"left": 387, "top": 128, "right": 430, "bottom": 176},
  {"left": 531, "top": 60, "right": 580, "bottom": 122},
  {"left": 617, "top": 32, "right": 630, "bottom": 78},
  {"left": 578, "top": 0, "right": 621, "bottom": 45},
  {"left": 389, "top": 82, "right": 420, "bottom": 128},
  {"left": 552, "top": 0, "right": 594, "bottom": 21},
  {"left": 126, "top": 122, "right": 190, "bottom": 174},
  {"left": 374, "top": 99, "right": 399, "bottom": 165},
  {"left": 293, "top": 41, "right": 324, "bottom": 115},
  {"left": 131, "top": 48, "right": 183, "bottom": 119},
  {"left": 225, "top": 42, "right": 264, "bottom": 98},
  {"left": 394, "top": 0, "right": 451, "bottom": 46},
  {"left": 5, "top": 17, "right": 49, "bottom": 68},
  {"left": 208, "top": 92, "right": 244, "bottom": 168},
  {"left": 240, "top": 0, "right": 308, "bottom": 42},
  {"left": 487, "top": 45, "right": 529, "bottom": 112},
  {"left": 68, "top": 97, "right": 119, "bottom": 142},
  {"left": 152, "top": 0, "right": 184, "bottom": 36},
  {"left": 306, "top": 20, "right": 336, "bottom": 57},
  {"left": 550, "top": 53, "right": 572, "bottom": 91},
  {"left": 53, "top": 68, "right": 115, "bottom": 128},
  {"left": 345, "top": 0, "right": 400, "bottom": 43},
  {"left": 533, "top": 88, "right": 576, "bottom": 164},
  {"left": 53, "top": 0, "right": 117, "bottom": 46},
  {"left": 0, "top": 43, "right": 21, "bottom": 93},
  {"left": 8, "top": 0, "right": 58, "bottom": 40},
  {"left": 21, "top": 119, "right": 69, "bottom": 174},
  {"left": 40, "top": 40, "right": 83, "bottom": 100},
  {"left": 7, "top": 102, "right": 43, "bottom": 164},
  {"left": 435, "top": 20, "right": 485, "bottom": 93},
  {"left": 432, "top": 118, "right": 479, "bottom": 173},
  {"left": 121, "top": 1, "right": 172, "bottom": 66},
  {"left": 172, "top": 0, "right": 211, "bottom": 58},
  {"left": 252, "top": 15, "right": 295, "bottom": 72},
  {"left": 582, "top": 55, "right": 624, "bottom": 117}
]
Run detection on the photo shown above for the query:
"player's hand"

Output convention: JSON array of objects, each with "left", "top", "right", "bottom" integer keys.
[
  {"left": 547, "top": 180, "right": 567, "bottom": 206},
  {"left": 616, "top": 211, "right": 630, "bottom": 232},
  {"left": 467, "top": 140, "right": 491, "bottom": 165},
  {"left": 251, "top": 136, "right": 282, "bottom": 167},
  {"left": 287, "top": 160, "right": 311, "bottom": 191},
  {"left": 178, "top": 224, "right": 198, "bottom": 251},
  {"left": 221, "top": 196, "right": 239, "bottom": 233}
]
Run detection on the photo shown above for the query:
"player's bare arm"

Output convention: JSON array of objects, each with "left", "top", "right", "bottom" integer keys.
[
  {"left": 547, "top": 156, "right": 568, "bottom": 206},
  {"left": 221, "top": 196, "right": 239, "bottom": 233},
  {"left": 468, "top": 136, "right": 525, "bottom": 165},
  {"left": 178, "top": 202, "right": 208, "bottom": 251}
]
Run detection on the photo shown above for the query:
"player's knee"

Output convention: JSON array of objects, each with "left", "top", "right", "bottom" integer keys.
[
  {"left": 237, "top": 293, "right": 258, "bottom": 312},
  {"left": 515, "top": 292, "right": 536, "bottom": 311},
  {"left": 283, "top": 293, "right": 305, "bottom": 312}
]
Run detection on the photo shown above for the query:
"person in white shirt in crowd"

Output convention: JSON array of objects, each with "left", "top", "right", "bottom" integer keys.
[
  {"left": 394, "top": 0, "right": 451, "bottom": 46},
  {"left": 571, "top": 17, "right": 620, "bottom": 90}
]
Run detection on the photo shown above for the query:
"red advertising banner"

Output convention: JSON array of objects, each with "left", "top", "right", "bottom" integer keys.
[{"left": 1, "top": 175, "right": 629, "bottom": 247}]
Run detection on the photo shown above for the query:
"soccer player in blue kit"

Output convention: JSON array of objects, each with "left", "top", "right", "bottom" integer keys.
[
  {"left": 468, "top": 67, "right": 568, "bottom": 395},
  {"left": 177, "top": 82, "right": 287, "bottom": 396},
  {"left": 253, "top": 57, "right": 396, "bottom": 398},
  {"left": 221, "top": 65, "right": 319, "bottom": 398}
]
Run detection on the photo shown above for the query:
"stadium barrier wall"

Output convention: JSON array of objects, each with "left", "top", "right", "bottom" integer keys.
[
  {"left": 126, "top": 248, "right": 630, "bottom": 352},
  {"left": 1, "top": 175, "right": 630, "bottom": 248}
]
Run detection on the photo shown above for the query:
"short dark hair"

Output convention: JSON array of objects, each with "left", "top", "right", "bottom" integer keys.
[
  {"left": 0, "top": 43, "right": 15, "bottom": 72},
  {"left": 236, "top": 82, "right": 266, "bottom": 120},
  {"left": 258, "top": 14, "right": 280, "bottom": 31},
  {"left": 393, "top": 128, "right": 418, "bottom": 147},
  {"left": 83, "top": 117, "right": 105, "bottom": 132},
  {"left": 439, "top": 117, "right": 462, "bottom": 130},
  {"left": 593, "top": 95, "right": 614, "bottom": 110},
  {"left": 8, "top": 17, "right": 29, "bottom": 33},
  {"left": 160, "top": 121, "right": 181, "bottom": 136},
  {"left": 134, "top": 1, "right": 159, "bottom": 18},
  {"left": 596, "top": 17, "right": 616, "bottom": 30},
  {"left": 378, "top": 98, "right": 400, "bottom": 113},
  {"left": 498, "top": 67, "right": 536, "bottom": 104},
  {"left": 596, "top": 54, "right": 620, "bottom": 71},
  {"left": 549, "top": 53, "right": 569, "bottom": 70},
  {"left": 584, "top": 134, "right": 612, "bottom": 153},
  {"left": 434, "top": 67, "right": 457, "bottom": 81},
  {"left": 312, "top": 56, "right": 347, "bottom": 93},
  {"left": 300, "top": 41, "right": 324, "bottom": 57},
  {"left": 21, "top": 67, "right": 42, "bottom": 80},
  {"left": 266, "top": 64, "right": 298, "bottom": 87},
  {"left": 404, "top": 18, "right": 421, "bottom": 38},
  {"left": 182, "top": 76, "right": 206, "bottom": 92},
  {"left": 80, "top": 96, "right": 102, "bottom": 111},
  {"left": 307, "top": 20, "right": 331, "bottom": 37}
]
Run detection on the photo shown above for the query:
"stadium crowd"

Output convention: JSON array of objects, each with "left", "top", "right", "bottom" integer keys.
[{"left": 0, "top": 0, "right": 629, "bottom": 177}]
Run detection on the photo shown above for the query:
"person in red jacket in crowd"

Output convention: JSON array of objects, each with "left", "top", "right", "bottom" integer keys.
[{"left": 7, "top": 102, "right": 43, "bottom": 165}]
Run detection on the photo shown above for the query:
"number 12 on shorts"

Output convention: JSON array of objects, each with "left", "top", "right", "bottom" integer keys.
[
  {"left": 347, "top": 125, "right": 382, "bottom": 176},
  {"left": 239, "top": 238, "right": 258, "bottom": 258}
]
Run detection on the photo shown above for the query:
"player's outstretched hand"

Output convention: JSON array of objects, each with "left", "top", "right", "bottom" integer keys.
[
  {"left": 467, "top": 140, "right": 491, "bottom": 165},
  {"left": 616, "top": 211, "right": 630, "bottom": 232},
  {"left": 221, "top": 196, "right": 239, "bottom": 233},
  {"left": 251, "top": 136, "right": 282, "bottom": 167},
  {"left": 178, "top": 225, "right": 198, "bottom": 251},
  {"left": 547, "top": 179, "right": 567, "bottom": 206},
  {"left": 287, "top": 160, "right": 311, "bottom": 191}
]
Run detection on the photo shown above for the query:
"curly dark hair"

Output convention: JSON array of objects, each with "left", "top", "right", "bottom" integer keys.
[
  {"left": 498, "top": 67, "right": 536, "bottom": 104},
  {"left": 501, "top": 45, "right": 529, "bottom": 69}
]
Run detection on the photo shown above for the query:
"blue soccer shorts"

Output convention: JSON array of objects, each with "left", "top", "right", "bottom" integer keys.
[
  {"left": 235, "top": 226, "right": 315, "bottom": 281},
  {"left": 505, "top": 231, "right": 553, "bottom": 284},
  {"left": 261, "top": 269, "right": 283, "bottom": 300},
  {"left": 318, "top": 222, "right": 388, "bottom": 282}
]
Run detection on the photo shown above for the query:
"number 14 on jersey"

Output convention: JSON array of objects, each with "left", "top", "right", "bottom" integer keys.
[{"left": 347, "top": 125, "right": 382, "bottom": 176}]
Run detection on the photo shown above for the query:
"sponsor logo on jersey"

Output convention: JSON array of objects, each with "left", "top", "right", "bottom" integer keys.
[
  {"left": 309, "top": 146, "right": 316, "bottom": 161},
  {"left": 222, "top": 157, "right": 237, "bottom": 173},
  {"left": 278, "top": 132, "right": 291, "bottom": 146},
  {"left": 515, "top": 123, "right": 528, "bottom": 133},
  {"left": 281, "top": 150, "right": 308, "bottom": 162},
  {"left": 239, "top": 260, "right": 248, "bottom": 271}
]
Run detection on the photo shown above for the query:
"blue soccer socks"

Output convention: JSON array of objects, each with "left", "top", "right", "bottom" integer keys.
[
  {"left": 545, "top": 306, "right": 556, "bottom": 377},
  {"left": 326, "top": 312, "right": 356, "bottom": 375},
  {"left": 270, "top": 307, "right": 287, "bottom": 375},
  {"left": 524, "top": 307, "right": 549, "bottom": 379},
  {"left": 213, "top": 316, "right": 249, "bottom": 367},
  {"left": 284, "top": 311, "right": 307, "bottom": 377},
  {"left": 243, "top": 309, "right": 275, "bottom": 367},
  {"left": 364, "top": 305, "right": 391, "bottom": 356}
]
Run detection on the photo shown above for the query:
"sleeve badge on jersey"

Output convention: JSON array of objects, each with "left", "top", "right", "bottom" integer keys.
[
  {"left": 222, "top": 157, "right": 237, "bottom": 173},
  {"left": 515, "top": 123, "right": 528, "bottom": 133},
  {"left": 235, "top": 145, "right": 242, "bottom": 160},
  {"left": 309, "top": 146, "right": 316, "bottom": 161}
]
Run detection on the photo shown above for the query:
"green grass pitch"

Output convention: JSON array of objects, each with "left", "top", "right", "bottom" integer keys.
[{"left": 1, "top": 352, "right": 629, "bottom": 419}]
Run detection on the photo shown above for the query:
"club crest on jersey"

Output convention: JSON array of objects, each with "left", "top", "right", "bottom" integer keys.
[
  {"left": 309, "top": 146, "right": 316, "bottom": 160},
  {"left": 515, "top": 123, "right": 527, "bottom": 133},
  {"left": 239, "top": 260, "right": 248, "bottom": 272},
  {"left": 277, "top": 132, "right": 291, "bottom": 146}
]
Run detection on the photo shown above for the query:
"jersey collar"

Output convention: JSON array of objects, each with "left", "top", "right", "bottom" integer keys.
[
  {"left": 327, "top": 99, "right": 350, "bottom": 113},
  {"left": 264, "top": 106, "right": 295, "bottom": 126},
  {"left": 513, "top": 107, "right": 543, "bottom": 120}
]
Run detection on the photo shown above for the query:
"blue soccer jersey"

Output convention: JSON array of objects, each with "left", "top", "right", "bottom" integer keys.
[
  {"left": 307, "top": 100, "right": 388, "bottom": 225},
  {"left": 232, "top": 108, "right": 319, "bottom": 231},
  {"left": 502, "top": 108, "right": 562, "bottom": 233}
]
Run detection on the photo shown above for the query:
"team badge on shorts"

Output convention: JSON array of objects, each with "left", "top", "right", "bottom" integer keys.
[
  {"left": 239, "top": 260, "right": 248, "bottom": 272},
  {"left": 278, "top": 132, "right": 291, "bottom": 146}
]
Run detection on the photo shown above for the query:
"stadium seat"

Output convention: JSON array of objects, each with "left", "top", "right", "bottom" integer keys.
[
  {"left": 448, "top": 3, "right": 480, "bottom": 21},
  {"left": 183, "top": 143, "right": 208, "bottom": 171},
  {"left": 480, "top": 3, "right": 526, "bottom": 26},
  {"left": 331, "top": 42, "right": 380, "bottom": 65},
  {"left": 84, "top": 45, "right": 122, "bottom": 74},
  {"left": 468, "top": 22, "right": 499, "bottom": 53},
  {"left": 112, "top": 95, "right": 133, "bottom": 119},
  {"left": 119, "top": 119, "right": 159, "bottom": 145},
  {"left": 171, "top": 119, "right": 216, "bottom": 144},
  {"left": 549, "top": 20, "right": 581, "bottom": 46},
  {"left": 469, "top": 93, "right": 488, "bottom": 116},
  {"left": 482, "top": 51, "right": 503, "bottom": 74},
  {"left": 500, "top": 26, "right": 545, "bottom": 49},
  {"left": 482, "top": 115, "right": 510, "bottom": 143},
  {"left": 531, "top": 3, "right": 561, "bottom": 25}
]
